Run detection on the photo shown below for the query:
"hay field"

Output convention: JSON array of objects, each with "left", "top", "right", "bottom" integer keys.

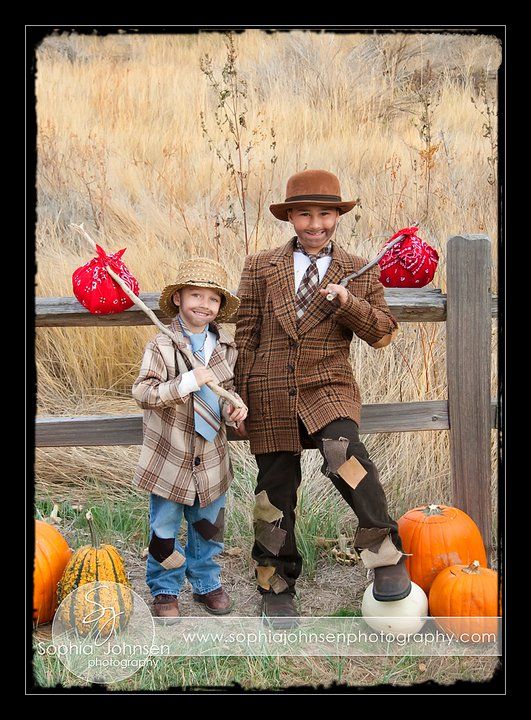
[{"left": 35, "top": 29, "right": 500, "bottom": 543}]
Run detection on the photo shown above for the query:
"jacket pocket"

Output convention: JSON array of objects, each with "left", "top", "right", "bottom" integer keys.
[
  {"left": 247, "top": 375, "right": 270, "bottom": 419},
  {"left": 249, "top": 350, "right": 269, "bottom": 377}
]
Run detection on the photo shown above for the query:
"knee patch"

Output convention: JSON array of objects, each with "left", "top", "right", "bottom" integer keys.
[
  {"left": 193, "top": 508, "right": 225, "bottom": 542},
  {"left": 322, "top": 437, "right": 368, "bottom": 489},
  {"left": 321, "top": 437, "right": 350, "bottom": 474},
  {"left": 149, "top": 533, "right": 186, "bottom": 569}
]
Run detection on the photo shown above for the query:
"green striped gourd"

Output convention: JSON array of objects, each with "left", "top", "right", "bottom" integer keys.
[{"left": 57, "top": 511, "right": 131, "bottom": 636}]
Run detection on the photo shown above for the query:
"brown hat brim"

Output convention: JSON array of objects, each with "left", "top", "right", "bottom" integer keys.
[
  {"left": 159, "top": 281, "right": 240, "bottom": 322},
  {"left": 269, "top": 199, "right": 358, "bottom": 222}
]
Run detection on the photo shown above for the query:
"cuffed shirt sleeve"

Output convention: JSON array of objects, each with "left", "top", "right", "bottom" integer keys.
[
  {"left": 132, "top": 341, "right": 192, "bottom": 409},
  {"left": 178, "top": 370, "right": 200, "bottom": 397}
]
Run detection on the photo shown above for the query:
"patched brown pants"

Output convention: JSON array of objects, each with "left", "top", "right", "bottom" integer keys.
[{"left": 253, "top": 417, "right": 403, "bottom": 594}]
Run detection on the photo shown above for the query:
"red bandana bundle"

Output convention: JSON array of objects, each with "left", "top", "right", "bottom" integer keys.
[
  {"left": 72, "top": 244, "right": 140, "bottom": 314},
  {"left": 379, "top": 226, "right": 439, "bottom": 288}
]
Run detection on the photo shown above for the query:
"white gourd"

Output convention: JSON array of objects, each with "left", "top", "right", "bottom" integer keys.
[{"left": 361, "top": 582, "right": 428, "bottom": 634}]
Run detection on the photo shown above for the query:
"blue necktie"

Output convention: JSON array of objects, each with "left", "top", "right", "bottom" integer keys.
[{"left": 184, "top": 326, "right": 221, "bottom": 442}]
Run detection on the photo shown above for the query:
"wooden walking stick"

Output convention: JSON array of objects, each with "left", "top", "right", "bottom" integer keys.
[{"left": 70, "top": 223, "right": 244, "bottom": 410}]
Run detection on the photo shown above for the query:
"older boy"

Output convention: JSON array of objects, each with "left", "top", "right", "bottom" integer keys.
[
  {"left": 133, "top": 258, "right": 247, "bottom": 618},
  {"left": 234, "top": 170, "right": 410, "bottom": 626}
]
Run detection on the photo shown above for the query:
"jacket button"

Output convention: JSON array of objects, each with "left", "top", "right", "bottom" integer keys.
[
  {"left": 194, "top": 457, "right": 201, "bottom": 466},
  {"left": 288, "top": 364, "right": 295, "bottom": 372},
  {"left": 289, "top": 339, "right": 298, "bottom": 348},
  {"left": 289, "top": 388, "right": 297, "bottom": 396}
]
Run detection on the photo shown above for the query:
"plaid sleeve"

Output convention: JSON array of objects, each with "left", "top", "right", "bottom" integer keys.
[
  {"left": 234, "top": 254, "right": 262, "bottom": 408},
  {"left": 334, "top": 265, "right": 399, "bottom": 346},
  {"left": 132, "top": 341, "right": 191, "bottom": 409},
  {"left": 219, "top": 344, "right": 247, "bottom": 424}
]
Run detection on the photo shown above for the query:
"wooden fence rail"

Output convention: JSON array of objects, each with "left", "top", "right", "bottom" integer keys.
[
  {"left": 35, "top": 288, "right": 498, "bottom": 327},
  {"left": 35, "top": 235, "right": 498, "bottom": 552}
]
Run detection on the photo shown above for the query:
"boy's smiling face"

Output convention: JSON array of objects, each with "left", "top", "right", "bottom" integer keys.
[
  {"left": 288, "top": 205, "right": 339, "bottom": 254},
  {"left": 173, "top": 286, "right": 223, "bottom": 332}
]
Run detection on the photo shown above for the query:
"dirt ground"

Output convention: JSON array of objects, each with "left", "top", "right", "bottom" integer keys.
[{"left": 125, "top": 543, "right": 367, "bottom": 616}]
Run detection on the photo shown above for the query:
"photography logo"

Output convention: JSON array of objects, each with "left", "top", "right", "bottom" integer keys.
[{"left": 51, "top": 581, "right": 155, "bottom": 684}]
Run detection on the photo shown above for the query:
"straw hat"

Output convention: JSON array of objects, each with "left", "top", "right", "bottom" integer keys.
[
  {"left": 270, "top": 169, "right": 358, "bottom": 221},
  {"left": 159, "top": 257, "right": 240, "bottom": 322}
]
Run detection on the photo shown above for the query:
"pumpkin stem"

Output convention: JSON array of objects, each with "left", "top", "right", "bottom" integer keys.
[
  {"left": 463, "top": 560, "right": 481, "bottom": 574},
  {"left": 86, "top": 510, "right": 100, "bottom": 548},
  {"left": 423, "top": 504, "right": 443, "bottom": 516}
]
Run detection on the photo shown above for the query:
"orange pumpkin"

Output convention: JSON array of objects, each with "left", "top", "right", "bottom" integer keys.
[
  {"left": 429, "top": 560, "right": 501, "bottom": 639},
  {"left": 397, "top": 504, "right": 487, "bottom": 593},
  {"left": 33, "top": 519, "right": 72, "bottom": 625}
]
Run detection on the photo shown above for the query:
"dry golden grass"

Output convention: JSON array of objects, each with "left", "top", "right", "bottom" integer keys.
[{"left": 35, "top": 30, "right": 500, "bottom": 548}]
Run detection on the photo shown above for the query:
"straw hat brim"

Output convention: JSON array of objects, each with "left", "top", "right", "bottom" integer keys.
[
  {"left": 269, "top": 199, "right": 358, "bottom": 222},
  {"left": 159, "top": 281, "right": 240, "bottom": 322}
]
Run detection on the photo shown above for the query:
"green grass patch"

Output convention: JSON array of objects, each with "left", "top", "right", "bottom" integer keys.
[
  {"left": 35, "top": 497, "right": 150, "bottom": 554},
  {"left": 329, "top": 607, "right": 362, "bottom": 617}
]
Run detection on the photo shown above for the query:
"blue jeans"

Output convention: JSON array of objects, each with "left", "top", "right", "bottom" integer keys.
[{"left": 146, "top": 492, "right": 225, "bottom": 598}]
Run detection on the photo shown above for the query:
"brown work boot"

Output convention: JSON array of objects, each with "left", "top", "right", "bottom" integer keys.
[
  {"left": 372, "top": 556, "right": 411, "bottom": 602},
  {"left": 261, "top": 591, "right": 300, "bottom": 629},
  {"left": 193, "top": 586, "right": 234, "bottom": 615},
  {"left": 152, "top": 594, "right": 180, "bottom": 619}
]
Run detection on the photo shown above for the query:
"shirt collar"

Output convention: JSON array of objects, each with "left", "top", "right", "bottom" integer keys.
[{"left": 293, "top": 236, "right": 333, "bottom": 258}]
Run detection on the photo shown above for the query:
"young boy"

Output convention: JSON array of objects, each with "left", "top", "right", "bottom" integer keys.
[
  {"left": 234, "top": 170, "right": 410, "bottom": 626},
  {"left": 132, "top": 257, "right": 247, "bottom": 618}
]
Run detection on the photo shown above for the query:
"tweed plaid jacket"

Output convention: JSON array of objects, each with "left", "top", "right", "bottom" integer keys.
[
  {"left": 234, "top": 238, "right": 399, "bottom": 455},
  {"left": 132, "top": 318, "right": 244, "bottom": 507}
]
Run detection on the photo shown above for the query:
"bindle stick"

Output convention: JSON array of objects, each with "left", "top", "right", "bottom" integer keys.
[
  {"left": 70, "top": 223, "right": 244, "bottom": 410},
  {"left": 325, "top": 223, "right": 419, "bottom": 301}
]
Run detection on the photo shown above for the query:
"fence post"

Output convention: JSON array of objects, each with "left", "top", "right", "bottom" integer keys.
[{"left": 446, "top": 234, "right": 493, "bottom": 555}]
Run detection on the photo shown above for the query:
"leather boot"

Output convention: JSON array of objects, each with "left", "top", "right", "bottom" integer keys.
[
  {"left": 152, "top": 594, "right": 180, "bottom": 619},
  {"left": 261, "top": 591, "right": 300, "bottom": 629},
  {"left": 193, "top": 586, "right": 234, "bottom": 615},
  {"left": 372, "top": 556, "right": 411, "bottom": 601}
]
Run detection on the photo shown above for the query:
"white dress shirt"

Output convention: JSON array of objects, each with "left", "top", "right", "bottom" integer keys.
[{"left": 293, "top": 247, "right": 333, "bottom": 292}]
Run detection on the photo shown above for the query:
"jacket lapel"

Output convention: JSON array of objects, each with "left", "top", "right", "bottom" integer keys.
[
  {"left": 294, "top": 241, "right": 349, "bottom": 336},
  {"left": 205, "top": 323, "right": 236, "bottom": 385},
  {"left": 267, "top": 239, "right": 299, "bottom": 342},
  {"left": 168, "top": 319, "right": 235, "bottom": 385},
  {"left": 169, "top": 319, "right": 197, "bottom": 372}
]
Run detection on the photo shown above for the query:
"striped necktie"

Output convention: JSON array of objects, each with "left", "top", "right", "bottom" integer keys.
[
  {"left": 179, "top": 320, "right": 221, "bottom": 442},
  {"left": 294, "top": 238, "right": 333, "bottom": 319}
]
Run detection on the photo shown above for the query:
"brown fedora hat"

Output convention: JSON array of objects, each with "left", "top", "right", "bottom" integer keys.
[
  {"left": 159, "top": 257, "right": 240, "bottom": 322},
  {"left": 270, "top": 169, "right": 358, "bottom": 221}
]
